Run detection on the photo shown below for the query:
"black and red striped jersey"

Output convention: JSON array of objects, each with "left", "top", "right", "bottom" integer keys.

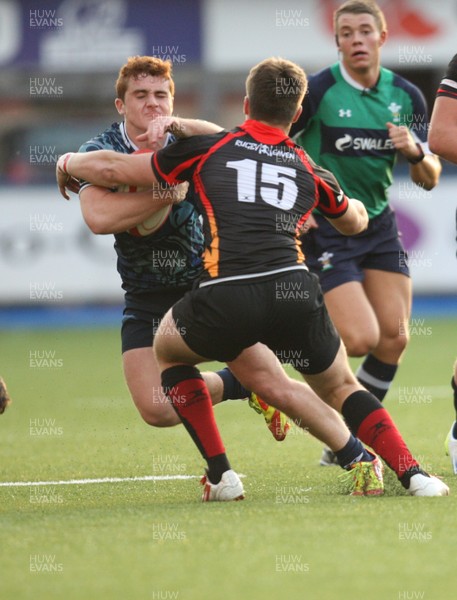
[
  {"left": 151, "top": 119, "right": 349, "bottom": 285},
  {"left": 436, "top": 54, "right": 457, "bottom": 100}
]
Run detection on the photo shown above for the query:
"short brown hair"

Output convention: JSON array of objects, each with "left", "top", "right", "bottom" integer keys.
[
  {"left": 245, "top": 57, "right": 307, "bottom": 126},
  {"left": 115, "top": 56, "right": 175, "bottom": 100},
  {"left": 334, "top": 0, "right": 387, "bottom": 36}
]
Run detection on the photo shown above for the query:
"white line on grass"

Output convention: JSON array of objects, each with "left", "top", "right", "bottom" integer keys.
[
  {"left": 0, "top": 473, "right": 247, "bottom": 488},
  {"left": 0, "top": 475, "right": 199, "bottom": 488}
]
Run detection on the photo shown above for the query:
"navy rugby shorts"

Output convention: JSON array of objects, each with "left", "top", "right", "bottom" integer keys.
[
  {"left": 121, "top": 287, "right": 191, "bottom": 353},
  {"left": 301, "top": 206, "right": 410, "bottom": 293}
]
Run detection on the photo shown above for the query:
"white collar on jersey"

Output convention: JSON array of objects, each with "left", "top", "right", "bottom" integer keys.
[
  {"left": 339, "top": 61, "right": 380, "bottom": 94},
  {"left": 120, "top": 121, "right": 139, "bottom": 151},
  {"left": 339, "top": 61, "right": 366, "bottom": 91},
  {"left": 120, "top": 120, "right": 172, "bottom": 152}
]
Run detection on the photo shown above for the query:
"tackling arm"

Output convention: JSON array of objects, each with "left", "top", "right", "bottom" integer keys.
[
  {"left": 57, "top": 150, "right": 157, "bottom": 199},
  {"left": 137, "top": 116, "right": 223, "bottom": 148},
  {"left": 80, "top": 183, "right": 187, "bottom": 235}
]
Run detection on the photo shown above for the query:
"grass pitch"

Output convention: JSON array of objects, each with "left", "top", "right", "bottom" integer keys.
[{"left": 1, "top": 319, "right": 456, "bottom": 600}]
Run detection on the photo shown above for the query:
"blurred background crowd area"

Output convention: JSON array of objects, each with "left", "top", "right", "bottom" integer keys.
[
  {"left": 1, "top": 0, "right": 455, "bottom": 185},
  {"left": 1, "top": 0, "right": 456, "bottom": 306}
]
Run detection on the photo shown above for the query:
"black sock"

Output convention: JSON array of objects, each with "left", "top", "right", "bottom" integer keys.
[
  {"left": 207, "top": 454, "right": 231, "bottom": 484},
  {"left": 399, "top": 465, "right": 426, "bottom": 489},
  {"left": 334, "top": 434, "right": 373, "bottom": 470},
  {"left": 356, "top": 354, "right": 397, "bottom": 401},
  {"left": 452, "top": 377, "right": 457, "bottom": 435},
  {"left": 341, "top": 389, "right": 382, "bottom": 435},
  {"left": 217, "top": 367, "right": 250, "bottom": 401}
]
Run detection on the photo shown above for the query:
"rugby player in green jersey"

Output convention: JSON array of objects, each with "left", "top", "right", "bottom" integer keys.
[
  {"left": 429, "top": 53, "right": 457, "bottom": 474},
  {"left": 291, "top": 0, "right": 442, "bottom": 465}
]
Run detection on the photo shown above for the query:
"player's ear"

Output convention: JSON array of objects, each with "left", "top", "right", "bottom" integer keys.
[
  {"left": 115, "top": 97, "right": 125, "bottom": 116},
  {"left": 243, "top": 96, "right": 250, "bottom": 117},
  {"left": 292, "top": 105, "right": 303, "bottom": 123},
  {"left": 379, "top": 29, "right": 388, "bottom": 47}
]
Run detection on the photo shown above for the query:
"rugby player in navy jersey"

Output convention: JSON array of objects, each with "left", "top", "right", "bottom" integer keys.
[
  {"left": 429, "top": 53, "right": 457, "bottom": 474},
  {"left": 61, "top": 56, "right": 290, "bottom": 440},
  {"left": 57, "top": 57, "right": 449, "bottom": 501},
  {"left": 290, "top": 0, "right": 442, "bottom": 466}
]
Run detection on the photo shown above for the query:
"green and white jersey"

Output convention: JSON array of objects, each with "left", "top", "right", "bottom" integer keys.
[{"left": 292, "top": 62, "right": 432, "bottom": 218}]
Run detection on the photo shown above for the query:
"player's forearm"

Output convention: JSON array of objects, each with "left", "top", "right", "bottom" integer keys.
[
  {"left": 59, "top": 151, "right": 157, "bottom": 189},
  {"left": 387, "top": 122, "right": 442, "bottom": 190},
  {"left": 329, "top": 199, "right": 368, "bottom": 236},
  {"left": 429, "top": 130, "right": 457, "bottom": 164},
  {"left": 80, "top": 187, "right": 178, "bottom": 234},
  {"left": 409, "top": 154, "right": 441, "bottom": 190},
  {"left": 138, "top": 116, "right": 223, "bottom": 148},
  {"left": 171, "top": 117, "right": 223, "bottom": 139},
  {"left": 62, "top": 150, "right": 127, "bottom": 188},
  {"left": 428, "top": 96, "right": 457, "bottom": 164}
]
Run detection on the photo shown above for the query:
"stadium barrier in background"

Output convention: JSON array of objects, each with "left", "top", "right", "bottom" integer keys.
[
  {"left": 0, "top": 186, "right": 122, "bottom": 305},
  {"left": 0, "top": 176, "right": 456, "bottom": 305}
]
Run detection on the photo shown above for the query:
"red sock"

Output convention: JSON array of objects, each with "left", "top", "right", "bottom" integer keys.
[
  {"left": 162, "top": 366, "right": 226, "bottom": 460},
  {"left": 357, "top": 407, "right": 419, "bottom": 477}
]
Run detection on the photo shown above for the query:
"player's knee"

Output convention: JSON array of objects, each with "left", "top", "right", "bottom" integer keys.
[
  {"left": 344, "top": 333, "right": 378, "bottom": 357},
  {"left": 384, "top": 322, "right": 409, "bottom": 350},
  {"left": 137, "top": 406, "right": 179, "bottom": 428},
  {"left": 375, "top": 327, "right": 409, "bottom": 362},
  {"left": 132, "top": 392, "right": 179, "bottom": 427},
  {"left": 392, "top": 328, "right": 409, "bottom": 354},
  {"left": 142, "top": 413, "right": 177, "bottom": 427}
]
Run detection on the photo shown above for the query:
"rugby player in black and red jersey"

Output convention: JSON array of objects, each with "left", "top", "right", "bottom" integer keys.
[
  {"left": 59, "top": 55, "right": 291, "bottom": 442},
  {"left": 57, "top": 57, "right": 449, "bottom": 501}
]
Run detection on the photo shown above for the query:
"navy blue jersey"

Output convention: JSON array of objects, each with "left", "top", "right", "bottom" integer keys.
[{"left": 78, "top": 122, "right": 204, "bottom": 293}]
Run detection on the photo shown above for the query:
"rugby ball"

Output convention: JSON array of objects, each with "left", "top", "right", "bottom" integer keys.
[
  {"left": 129, "top": 206, "right": 172, "bottom": 236},
  {"left": 121, "top": 185, "right": 172, "bottom": 237},
  {"left": 119, "top": 148, "right": 172, "bottom": 236}
]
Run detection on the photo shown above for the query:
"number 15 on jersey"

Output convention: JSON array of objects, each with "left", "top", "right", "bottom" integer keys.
[{"left": 226, "top": 158, "right": 298, "bottom": 210}]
